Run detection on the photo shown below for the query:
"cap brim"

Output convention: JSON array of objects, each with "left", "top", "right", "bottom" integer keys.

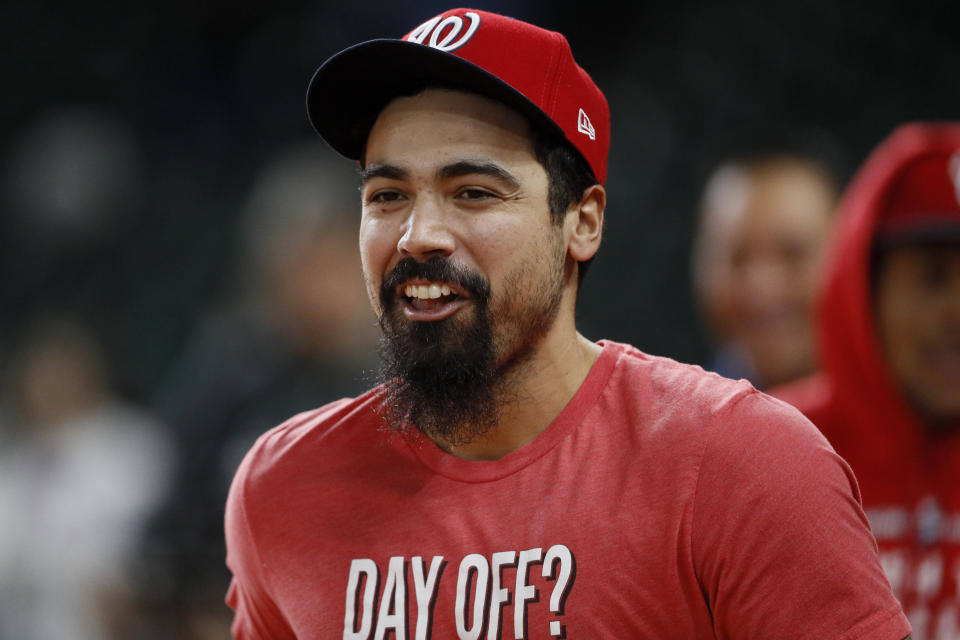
[
  {"left": 875, "top": 217, "right": 960, "bottom": 247},
  {"left": 306, "top": 39, "right": 565, "bottom": 161}
]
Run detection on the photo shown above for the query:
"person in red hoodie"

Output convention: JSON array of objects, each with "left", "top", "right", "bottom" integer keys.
[{"left": 773, "top": 122, "right": 960, "bottom": 639}]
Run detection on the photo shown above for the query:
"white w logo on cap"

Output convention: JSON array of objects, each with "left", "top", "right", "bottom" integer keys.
[{"left": 406, "top": 12, "right": 481, "bottom": 52}]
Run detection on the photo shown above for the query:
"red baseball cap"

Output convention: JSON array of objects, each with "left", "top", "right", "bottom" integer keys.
[
  {"left": 875, "top": 125, "right": 960, "bottom": 244},
  {"left": 306, "top": 8, "right": 610, "bottom": 184},
  {"left": 879, "top": 152, "right": 960, "bottom": 239}
]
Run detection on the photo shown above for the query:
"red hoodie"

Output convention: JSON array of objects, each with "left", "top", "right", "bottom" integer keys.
[{"left": 773, "top": 122, "right": 960, "bottom": 638}]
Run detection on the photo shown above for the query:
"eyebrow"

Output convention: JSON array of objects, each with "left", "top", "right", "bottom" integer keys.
[
  {"left": 359, "top": 163, "right": 408, "bottom": 185},
  {"left": 438, "top": 160, "right": 521, "bottom": 191},
  {"left": 359, "top": 160, "right": 521, "bottom": 191}
]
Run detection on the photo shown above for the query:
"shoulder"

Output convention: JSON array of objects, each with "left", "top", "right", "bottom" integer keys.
[
  {"left": 605, "top": 341, "right": 755, "bottom": 409},
  {"left": 767, "top": 373, "right": 853, "bottom": 449},
  {"left": 685, "top": 380, "right": 909, "bottom": 638},
  {"left": 228, "top": 389, "right": 384, "bottom": 500},
  {"left": 768, "top": 372, "right": 833, "bottom": 417},
  {"left": 224, "top": 388, "right": 388, "bottom": 579},
  {"left": 602, "top": 341, "right": 812, "bottom": 444},
  {"left": 698, "top": 387, "right": 840, "bottom": 491}
]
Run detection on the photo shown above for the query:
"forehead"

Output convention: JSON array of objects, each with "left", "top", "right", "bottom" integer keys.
[
  {"left": 364, "top": 88, "right": 536, "bottom": 168},
  {"left": 701, "top": 160, "right": 834, "bottom": 238}
]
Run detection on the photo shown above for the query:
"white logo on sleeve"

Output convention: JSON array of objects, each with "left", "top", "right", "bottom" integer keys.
[
  {"left": 577, "top": 108, "right": 596, "bottom": 140},
  {"left": 406, "top": 12, "right": 481, "bottom": 52},
  {"left": 950, "top": 150, "right": 960, "bottom": 205}
]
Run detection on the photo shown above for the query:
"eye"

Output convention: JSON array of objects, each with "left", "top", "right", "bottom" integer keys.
[
  {"left": 366, "top": 189, "right": 405, "bottom": 205},
  {"left": 919, "top": 253, "right": 950, "bottom": 289},
  {"left": 456, "top": 187, "right": 498, "bottom": 201}
]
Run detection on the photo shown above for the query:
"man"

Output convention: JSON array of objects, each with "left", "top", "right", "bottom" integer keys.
[
  {"left": 692, "top": 133, "right": 839, "bottom": 388},
  {"left": 773, "top": 122, "right": 960, "bottom": 638},
  {"left": 225, "top": 9, "right": 910, "bottom": 639}
]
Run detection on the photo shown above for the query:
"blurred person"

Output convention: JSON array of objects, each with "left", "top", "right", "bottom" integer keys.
[
  {"left": 773, "top": 122, "right": 960, "bottom": 638},
  {"left": 0, "top": 315, "right": 172, "bottom": 640},
  {"left": 225, "top": 9, "right": 910, "bottom": 638},
  {"left": 137, "top": 142, "right": 377, "bottom": 638},
  {"left": 692, "top": 131, "right": 841, "bottom": 388}
]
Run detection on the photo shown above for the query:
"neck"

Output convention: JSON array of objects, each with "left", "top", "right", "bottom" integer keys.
[{"left": 434, "top": 321, "right": 601, "bottom": 461}]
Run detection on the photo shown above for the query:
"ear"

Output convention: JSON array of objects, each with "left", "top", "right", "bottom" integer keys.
[{"left": 567, "top": 184, "right": 605, "bottom": 262}]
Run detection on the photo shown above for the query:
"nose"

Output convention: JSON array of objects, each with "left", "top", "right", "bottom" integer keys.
[
  {"left": 397, "top": 197, "right": 456, "bottom": 259},
  {"left": 739, "top": 257, "right": 790, "bottom": 304}
]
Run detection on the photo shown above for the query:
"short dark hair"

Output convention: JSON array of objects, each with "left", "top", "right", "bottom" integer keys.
[{"left": 530, "top": 124, "right": 601, "bottom": 285}]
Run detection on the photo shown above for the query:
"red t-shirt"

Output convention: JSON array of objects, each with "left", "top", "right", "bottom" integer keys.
[{"left": 226, "top": 341, "right": 909, "bottom": 639}]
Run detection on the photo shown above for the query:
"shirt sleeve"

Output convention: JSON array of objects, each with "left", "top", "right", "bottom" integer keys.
[
  {"left": 691, "top": 391, "right": 911, "bottom": 640},
  {"left": 224, "top": 447, "right": 297, "bottom": 640}
]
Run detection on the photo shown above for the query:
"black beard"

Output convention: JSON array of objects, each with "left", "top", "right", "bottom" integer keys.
[{"left": 375, "top": 256, "right": 500, "bottom": 445}]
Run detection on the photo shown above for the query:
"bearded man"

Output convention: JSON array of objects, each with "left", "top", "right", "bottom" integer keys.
[{"left": 225, "top": 8, "right": 911, "bottom": 639}]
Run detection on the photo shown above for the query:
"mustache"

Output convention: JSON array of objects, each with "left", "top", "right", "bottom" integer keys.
[{"left": 380, "top": 256, "right": 491, "bottom": 308}]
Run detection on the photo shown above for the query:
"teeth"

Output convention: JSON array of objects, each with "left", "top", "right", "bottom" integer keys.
[{"left": 404, "top": 282, "right": 455, "bottom": 300}]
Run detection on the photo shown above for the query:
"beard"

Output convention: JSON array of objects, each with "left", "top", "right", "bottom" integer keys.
[{"left": 375, "top": 246, "right": 565, "bottom": 447}]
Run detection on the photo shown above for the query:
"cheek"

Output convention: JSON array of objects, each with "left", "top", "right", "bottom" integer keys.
[
  {"left": 496, "top": 228, "right": 564, "bottom": 297},
  {"left": 360, "top": 270, "right": 381, "bottom": 316},
  {"left": 701, "top": 274, "right": 743, "bottom": 322},
  {"left": 464, "top": 216, "right": 523, "bottom": 255},
  {"left": 876, "top": 283, "right": 923, "bottom": 372},
  {"left": 359, "top": 221, "right": 394, "bottom": 313},
  {"left": 359, "top": 216, "right": 396, "bottom": 267},
  {"left": 456, "top": 218, "right": 526, "bottom": 290}
]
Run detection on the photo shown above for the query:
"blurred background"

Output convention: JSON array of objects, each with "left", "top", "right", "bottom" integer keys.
[{"left": 1, "top": 0, "right": 958, "bottom": 638}]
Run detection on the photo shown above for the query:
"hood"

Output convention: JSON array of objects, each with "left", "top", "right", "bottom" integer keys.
[{"left": 817, "top": 122, "right": 960, "bottom": 446}]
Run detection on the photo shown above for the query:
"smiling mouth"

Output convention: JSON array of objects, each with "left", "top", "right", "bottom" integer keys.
[{"left": 400, "top": 281, "right": 467, "bottom": 318}]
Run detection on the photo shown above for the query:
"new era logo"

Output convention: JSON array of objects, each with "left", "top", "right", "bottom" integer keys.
[{"left": 577, "top": 108, "right": 596, "bottom": 140}]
